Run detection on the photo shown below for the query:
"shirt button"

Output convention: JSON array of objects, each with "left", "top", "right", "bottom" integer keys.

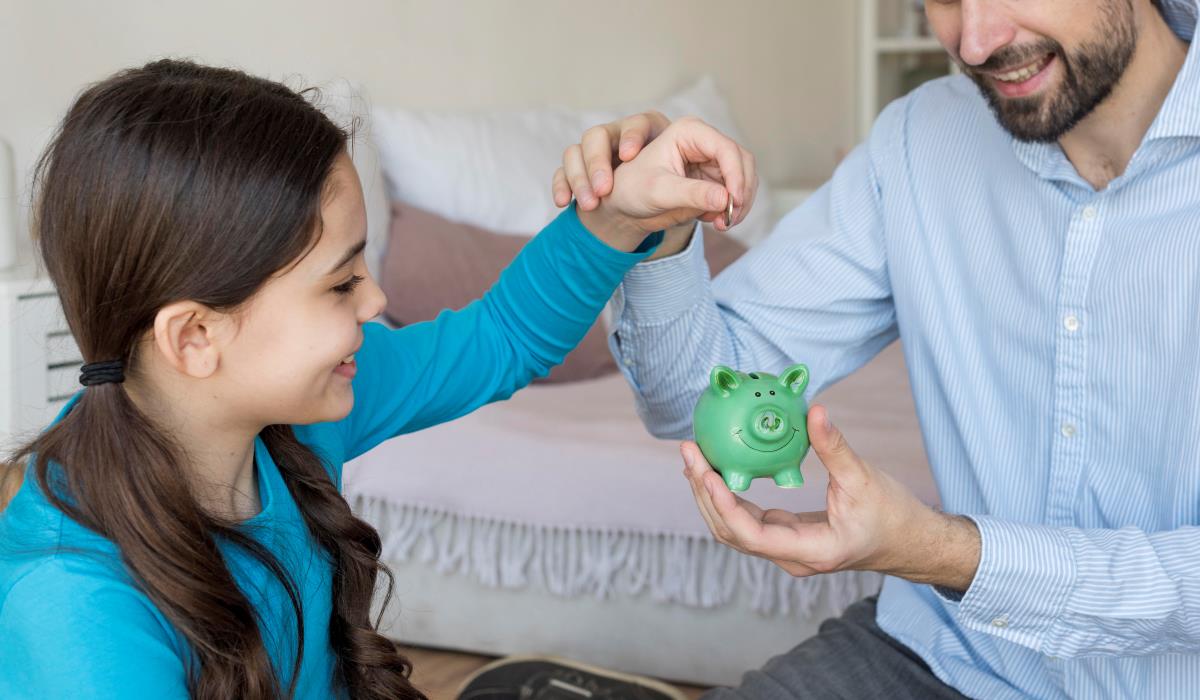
[
  {"left": 623, "top": 358, "right": 635, "bottom": 367},
  {"left": 1082, "top": 206, "right": 1098, "bottom": 220},
  {"left": 991, "top": 615, "right": 1010, "bottom": 628},
  {"left": 1063, "top": 314, "right": 1080, "bottom": 333},
  {"left": 1061, "top": 423, "right": 1077, "bottom": 438}
]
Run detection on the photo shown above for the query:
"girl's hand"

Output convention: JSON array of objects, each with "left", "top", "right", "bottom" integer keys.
[
  {"left": 552, "top": 111, "right": 672, "bottom": 211},
  {"left": 569, "top": 117, "right": 758, "bottom": 252}
]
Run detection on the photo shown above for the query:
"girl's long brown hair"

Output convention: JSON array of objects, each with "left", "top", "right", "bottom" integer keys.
[{"left": 7, "top": 59, "right": 425, "bottom": 700}]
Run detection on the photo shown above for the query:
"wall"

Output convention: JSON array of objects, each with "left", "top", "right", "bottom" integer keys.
[{"left": 0, "top": 0, "right": 857, "bottom": 265}]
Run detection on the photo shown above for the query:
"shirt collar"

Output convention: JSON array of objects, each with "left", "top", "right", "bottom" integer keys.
[{"left": 1145, "top": 0, "right": 1200, "bottom": 141}]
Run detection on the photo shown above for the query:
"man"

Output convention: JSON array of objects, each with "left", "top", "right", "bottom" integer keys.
[{"left": 460, "top": 0, "right": 1200, "bottom": 698}]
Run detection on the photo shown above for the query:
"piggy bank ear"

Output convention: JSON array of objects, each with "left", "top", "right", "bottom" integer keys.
[
  {"left": 710, "top": 365, "right": 741, "bottom": 397},
  {"left": 779, "top": 364, "right": 809, "bottom": 396}
]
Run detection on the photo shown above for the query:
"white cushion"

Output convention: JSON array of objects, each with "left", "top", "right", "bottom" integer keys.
[{"left": 370, "top": 76, "right": 774, "bottom": 248}]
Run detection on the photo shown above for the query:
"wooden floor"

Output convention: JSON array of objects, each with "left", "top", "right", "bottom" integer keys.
[{"left": 403, "top": 645, "right": 710, "bottom": 699}]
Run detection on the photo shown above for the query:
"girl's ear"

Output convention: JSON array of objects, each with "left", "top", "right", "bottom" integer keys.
[{"left": 152, "top": 301, "right": 224, "bottom": 379}]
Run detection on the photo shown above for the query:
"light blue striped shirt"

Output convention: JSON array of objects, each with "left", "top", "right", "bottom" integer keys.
[{"left": 609, "top": 2, "right": 1200, "bottom": 698}]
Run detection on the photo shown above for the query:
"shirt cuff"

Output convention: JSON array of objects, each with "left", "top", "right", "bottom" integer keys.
[
  {"left": 614, "top": 221, "right": 709, "bottom": 325},
  {"left": 934, "top": 515, "right": 1077, "bottom": 651}
]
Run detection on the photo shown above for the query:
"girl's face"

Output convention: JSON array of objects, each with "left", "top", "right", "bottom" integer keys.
[{"left": 217, "top": 152, "right": 386, "bottom": 428}]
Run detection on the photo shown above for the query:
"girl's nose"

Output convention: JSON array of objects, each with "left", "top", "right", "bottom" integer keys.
[{"left": 360, "top": 275, "right": 388, "bottom": 322}]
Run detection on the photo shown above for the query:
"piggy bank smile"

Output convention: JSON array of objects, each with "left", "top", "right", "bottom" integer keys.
[{"left": 733, "top": 427, "right": 802, "bottom": 453}]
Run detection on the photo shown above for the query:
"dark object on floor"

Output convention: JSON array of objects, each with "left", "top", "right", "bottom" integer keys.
[{"left": 457, "top": 656, "right": 687, "bottom": 700}]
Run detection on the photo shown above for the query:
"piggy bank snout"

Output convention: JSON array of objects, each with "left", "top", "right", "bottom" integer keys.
[{"left": 750, "top": 408, "right": 791, "bottom": 441}]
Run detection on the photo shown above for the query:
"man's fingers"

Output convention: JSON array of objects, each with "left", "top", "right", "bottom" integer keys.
[
  {"left": 808, "top": 405, "right": 870, "bottom": 486},
  {"left": 670, "top": 117, "right": 746, "bottom": 211},
  {"left": 650, "top": 176, "right": 728, "bottom": 218},
  {"left": 681, "top": 442, "right": 736, "bottom": 543},
  {"left": 681, "top": 445, "right": 723, "bottom": 533},
  {"left": 581, "top": 124, "right": 620, "bottom": 197},
  {"left": 562, "top": 144, "right": 597, "bottom": 211},
  {"left": 706, "top": 475, "right": 836, "bottom": 560},
  {"left": 734, "top": 495, "right": 767, "bottom": 521},
  {"left": 762, "top": 509, "right": 829, "bottom": 529},
  {"left": 703, "top": 469, "right": 769, "bottom": 547},
  {"left": 737, "top": 149, "right": 758, "bottom": 227}
]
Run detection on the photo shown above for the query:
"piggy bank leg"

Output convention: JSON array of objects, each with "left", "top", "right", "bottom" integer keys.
[
  {"left": 773, "top": 466, "right": 805, "bottom": 488},
  {"left": 722, "top": 470, "right": 753, "bottom": 492}
]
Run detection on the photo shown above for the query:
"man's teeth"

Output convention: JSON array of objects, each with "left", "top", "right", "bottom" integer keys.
[
  {"left": 341, "top": 355, "right": 355, "bottom": 365},
  {"left": 995, "top": 56, "right": 1050, "bottom": 83}
]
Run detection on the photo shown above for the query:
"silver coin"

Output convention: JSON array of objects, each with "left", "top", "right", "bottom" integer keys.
[{"left": 724, "top": 195, "right": 734, "bottom": 228}]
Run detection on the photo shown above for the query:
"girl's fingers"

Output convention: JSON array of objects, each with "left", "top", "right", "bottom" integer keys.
[
  {"left": 551, "top": 167, "right": 571, "bottom": 208},
  {"left": 562, "top": 144, "right": 596, "bottom": 210},
  {"left": 581, "top": 123, "right": 620, "bottom": 197},
  {"left": 617, "top": 111, "right": 667, "bottom": 162}
]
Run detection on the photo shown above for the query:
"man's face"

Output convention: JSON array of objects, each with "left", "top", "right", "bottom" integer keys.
[{"left": 925, "top": 0, "right": 1142, "bottom": 142}]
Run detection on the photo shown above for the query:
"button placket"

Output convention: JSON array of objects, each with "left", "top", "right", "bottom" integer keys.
[{"left": 1046, "top": 204, "right": 1102, "bottom": 525}]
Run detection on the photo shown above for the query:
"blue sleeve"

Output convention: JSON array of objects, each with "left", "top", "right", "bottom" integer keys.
[
  {"left": 0, "top": 559, "right": 189, "bottom": 699},
  {"left": 335, "top": 204, "right": 661, "bottom": 461}
]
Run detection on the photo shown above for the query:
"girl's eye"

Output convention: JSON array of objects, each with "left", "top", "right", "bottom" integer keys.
[{"left": 332, "top": 275, "right": 364, "bottom": 296}]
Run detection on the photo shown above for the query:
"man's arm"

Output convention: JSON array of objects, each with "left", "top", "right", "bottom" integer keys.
[
  {"left": 609, "top": 141, "right": 899, "bottom": 439},
  {"left": 933, "top": 516, "right": 1200, "bottom": 658},
  {"left": 683, "top": 409, "right": 1200, "bottom": 660}
]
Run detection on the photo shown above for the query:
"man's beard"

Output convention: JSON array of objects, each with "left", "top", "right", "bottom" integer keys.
[{"left": 965, "top": 0, "right": 1138, "bottom": 143}]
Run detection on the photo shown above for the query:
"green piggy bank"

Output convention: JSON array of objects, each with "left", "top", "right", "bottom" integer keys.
[{"left": 692, "top": 364, "right": 811, "bottom": 492}]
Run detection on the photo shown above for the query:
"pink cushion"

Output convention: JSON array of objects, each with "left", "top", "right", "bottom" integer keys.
[{"left": 379, "top": 203, "right": 746, "bottom": 383}]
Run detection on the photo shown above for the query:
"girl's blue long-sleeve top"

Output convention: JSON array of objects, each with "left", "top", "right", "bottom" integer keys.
[{"left": 0, "top": 205, "right": 660, "bottom": 698}]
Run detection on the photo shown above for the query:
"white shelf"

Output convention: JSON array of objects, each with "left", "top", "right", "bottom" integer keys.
[{"left": 858, "top": 0, "right": 954, "bottom": 141}]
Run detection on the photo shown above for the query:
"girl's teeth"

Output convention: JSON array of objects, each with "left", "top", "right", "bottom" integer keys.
[{"left": 341, "top": 355, "right": 354, "bottom": 364}]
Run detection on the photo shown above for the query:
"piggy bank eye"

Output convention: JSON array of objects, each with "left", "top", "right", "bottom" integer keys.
[
  {"left": 770, "top": 391, "right": 775, "bottom": 396},
  {"left": 755, "top": 392, "right": 761, "bottom": 397}
]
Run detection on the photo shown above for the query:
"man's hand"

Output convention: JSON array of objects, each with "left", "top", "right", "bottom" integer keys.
[
  {"left": 681, "top": 404, "right": 982, "bottom": 592},
  {"left": 574, "top": 117, "right": 752, "bottom": 253},
  {"left": 553, "top": 111, "right": 759, "bottom": 236}
]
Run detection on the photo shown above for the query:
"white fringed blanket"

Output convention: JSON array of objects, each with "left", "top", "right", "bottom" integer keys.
[{"left": 344, "top": 344, "right": 936, "bottom": 619}]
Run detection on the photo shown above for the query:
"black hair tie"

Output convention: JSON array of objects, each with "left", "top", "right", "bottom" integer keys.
[{"left": 80, "top": 360, "right": 125, "bottom": 387}]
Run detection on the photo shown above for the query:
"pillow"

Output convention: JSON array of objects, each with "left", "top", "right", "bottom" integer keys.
[
  {"left": 380, "top": 203, "right": 747, "bottom": 383},
  {"left": 371, "top": 76, "right": 774, "bottom": 248}
]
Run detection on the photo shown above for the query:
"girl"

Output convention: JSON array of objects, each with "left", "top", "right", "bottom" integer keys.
[{"left": 0, "top": 60, "right": 753, "bottom": 699}]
